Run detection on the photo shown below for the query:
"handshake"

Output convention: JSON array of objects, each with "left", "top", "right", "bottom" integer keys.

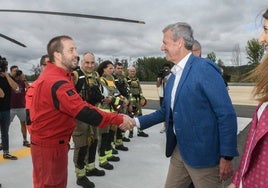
[{"left": 119, "top": 115, "right": 136, "bottom": 131}]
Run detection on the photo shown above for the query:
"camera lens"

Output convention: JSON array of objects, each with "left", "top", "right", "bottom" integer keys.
[{"left": 16, "top": 70, "right": 22, "bottom": 76}]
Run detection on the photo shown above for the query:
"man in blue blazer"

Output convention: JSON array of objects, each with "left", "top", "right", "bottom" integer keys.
[{"left": 133, "top": 22, "right": 238, "bottom": 188}]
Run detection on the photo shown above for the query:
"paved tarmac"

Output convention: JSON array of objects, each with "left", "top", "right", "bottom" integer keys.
[
  {"left": 0, "top": 110, "right": 251, "bottom": 188},
  {"left": 0, "top": 85, "right": 256, "bottom": 188}
]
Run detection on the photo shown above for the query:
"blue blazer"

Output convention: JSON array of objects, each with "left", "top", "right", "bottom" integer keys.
[{"left": 138, "top": 54, "right": 239, "bottom": 168}]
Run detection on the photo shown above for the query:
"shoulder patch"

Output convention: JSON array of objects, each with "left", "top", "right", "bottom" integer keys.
[{"left": 67, "top": 89, "right": 76, "bottom": 96}]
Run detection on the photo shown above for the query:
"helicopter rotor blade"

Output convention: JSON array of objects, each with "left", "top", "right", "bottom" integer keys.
[
  {"left": 0, "top": 33, "right": 27, "bottom": 47},
  {"left": 0, "top": 9, "right": 146, "bottom": 24}
]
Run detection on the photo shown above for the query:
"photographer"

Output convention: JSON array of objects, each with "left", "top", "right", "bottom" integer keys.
[
  {"left": 9, "top": 65, "right": 30, "bottom": 147},
  {"left": 0, "top": 56, "right": 18, "bottom": 160},
  {"left": 156, "top": 63, "right": 172, "bottom": 106},
  {"left": 156, "top": 63, "right": 172, "bottom": 133}
]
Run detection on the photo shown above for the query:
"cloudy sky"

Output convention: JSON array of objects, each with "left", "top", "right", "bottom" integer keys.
[{"left": 0, "top": 0, "right": 267, "bottom": 74}]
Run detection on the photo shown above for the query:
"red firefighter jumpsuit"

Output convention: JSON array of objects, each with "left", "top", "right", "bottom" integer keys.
[{"left": 26, "top": 62, "right": 123, "bottom": 188}]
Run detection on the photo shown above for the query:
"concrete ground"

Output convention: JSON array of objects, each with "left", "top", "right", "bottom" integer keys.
[
  {"left": 0, "top": 85, "right": 255, "bottom": 188},
  {"left": 0, "top": 110, "right": 170, "bottom": 188},
  {"left": 0, "top": 110, "right": 251, "bottom": 188}
]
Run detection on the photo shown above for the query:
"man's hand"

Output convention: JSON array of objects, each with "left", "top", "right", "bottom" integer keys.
[
  {"left": 0, "top": 71, "right": 8, "bottom": 77},
  {"left": 219, "top": 157, "right": 234, "bottom": 181},
  {"left": 119, "top": 115, "right": 135, "bottom": 131},
  {"left": 1, "top": 71, "right": 18, "bottom": 90}
]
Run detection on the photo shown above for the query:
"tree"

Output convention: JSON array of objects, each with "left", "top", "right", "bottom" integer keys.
[
  {"left": 120, "top": 59, "right": 128, "bottom": 69},
  {"left": 30, "top": 64, "right": 41, "bottom": 78},
  {"left": 206, "top": 52, "right": 216, "bottom": 62},
  {"left": 135, "top": 57, "right": 171, "bottom": 81},
  {"left": 231, "top": 43, "right": 241, "bottom": 66},
  {"left": 246, "top": 38, "right": 264, "bottom": 65},
  {"left": 96, "top": 57, "right": 103, "bottom": 65},
  {"left": 114, "top": 58, "right": 120, "bottom": 64}
]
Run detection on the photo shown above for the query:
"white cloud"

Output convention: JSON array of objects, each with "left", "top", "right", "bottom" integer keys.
[{"left": 0, "top": 0, "right": 267, "bottom": 74}]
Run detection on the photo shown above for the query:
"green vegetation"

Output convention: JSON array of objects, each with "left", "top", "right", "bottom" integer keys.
[{"left": 26, "top": 38, "right": 264, "bottom": 83}]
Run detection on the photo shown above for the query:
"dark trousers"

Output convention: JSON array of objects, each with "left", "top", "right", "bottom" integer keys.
[{"left": 0, "top": 110, "right": 10, "bottom": 152}]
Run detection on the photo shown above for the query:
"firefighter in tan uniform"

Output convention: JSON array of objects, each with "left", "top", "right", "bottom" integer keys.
[
  {"left": 127, "top": 66, "right": 149, "bottom": 138},
  {"left": 72, "top": 52, "right": 105, "bottom": 188},
  {"left": 113, "top": 62, "right": 132, "bottom": 146},
  {"left": 97, "top": 60, "right": 129, "bottom": 170}
]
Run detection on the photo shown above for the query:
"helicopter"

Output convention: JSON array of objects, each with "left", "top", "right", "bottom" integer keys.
[{"left": 0, "top": 9, "right": 145, "bottom": 48}]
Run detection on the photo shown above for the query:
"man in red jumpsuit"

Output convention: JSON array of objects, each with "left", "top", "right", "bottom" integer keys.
[{"left": 26, "top": 35, "right": 133, "bottom": 188}]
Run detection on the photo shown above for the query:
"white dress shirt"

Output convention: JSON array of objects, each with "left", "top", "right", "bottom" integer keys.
[
  {"left": 135, "top": 52, "right": 192, "bottom": 127},
  {"left": 170, "top": 53, "right": 191, "bottom": 110}
]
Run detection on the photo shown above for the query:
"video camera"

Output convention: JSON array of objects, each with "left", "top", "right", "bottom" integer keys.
[
  {"left": 0, "top": 56, "right": 8, "bottom": 73},
  {"left": 16, "top": 70, "right": 23, "bottom": 77},
  {"left": 157, "top": 68, "right": 170, "bottom": 78}
]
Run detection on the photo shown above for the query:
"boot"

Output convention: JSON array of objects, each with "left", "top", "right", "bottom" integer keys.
[
  {"left": 75, "top": 168, "right": 95, "bottom": 188},
  {"left": 99, "top": 155, "right": 113, "bottom": 170},
  {"left": 99, "top": 162, "right": 114, "bottom": 170},
  {"left": 129, "top": 130, "right": 133, "bottom": 138},
  {"left": 122, "top": 131, "right": 130, "bottom": 142},
  {"left": 112, "top": 147, "right": 118, "bottom": 155},
  {"left": 77, "top": 176, "right": 95, "bottom": 188},
  {"left": 85, "top": 162, "right": 105, "bottom": 176},
  {"left": 122, "top": 137, "right": 130, "bottom": 142},
  {"left": 137, "top": 129, "right": 149, "bottom": 137},
  {"left": 115, "top": 144, "right": 128, "bottom": 151},
  {"left": 105, "top": 149, "right": 120, "bottom": 162},
  {"left": 115, "top": 139, "right": 128, "bottom": 151},
  {"left": 86, "top": 168, "right": 105, "bottom": 176}
]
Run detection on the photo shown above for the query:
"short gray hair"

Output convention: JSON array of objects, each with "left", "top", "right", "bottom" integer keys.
[
  {"left": 83, "top": 52, "right": 95, "bottom": 57},
  {"left": 162, "top": 22, "right": 194, "bottom": 50}
]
